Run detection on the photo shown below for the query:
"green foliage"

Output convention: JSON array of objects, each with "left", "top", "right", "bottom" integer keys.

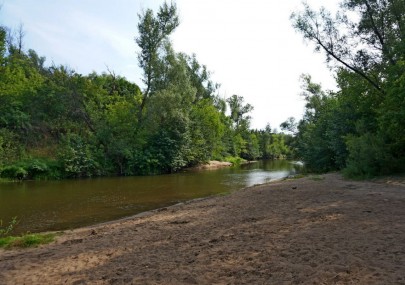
[
  {"left": 224, "top": 156, "right": 246, "bottom": 165},
  {"left": 269, "top": 134, "right": 291, "bottom": 159},
  {"left": 136, "top": 2, "right": 179, "bottom": 117},
  {"left": 377, "top": 61, "right": 405, "bottom": 173},
  {"left": 292, "top": 0, "right": 405, "bottom": 177},
  {"left": 186, "top": 54, "right": 219, "bottom": 102},
  {"left": 241, "top": 133, "right": 260, "bottom": 161},
  {"left": 226, "top": 95, "right": 253, "bottom": 131},
  {"left": 223, "top": 95, "right": 257, "bottom": 160},
  {"left": 0, "top": 165, "right": 27, "bottom": 180},
  {"left": 57, "top": 134, "right": 100, "bottom": 178},
  {"left": 141, "top": 88, "right": 192, "bottom": 173},
  {"left": 293, "top": 76, "right": 341, "bottom": 171},
  {"left": 344, "top": 133, "right": 395, "bottom": 178},
  {"left": 0, "top": 158, "right": 61, "bottom": 180},
  {"left": 0, "top": 233, "right": 55, "bottom": 248},
  {"left": 0, "top": 26, "right": 6, "bottom": 63},
  {"left": 0, "top": 2, "right": 296, "bottom": 180},
  {"left": 0, "top": 129, "right": 22, "bottom": 166},
  {"left": 189, "top": 99, "right": 225, "bottom": 163}
]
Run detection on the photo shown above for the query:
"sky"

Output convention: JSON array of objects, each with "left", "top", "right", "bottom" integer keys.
[{"left": 1, "top": 0, "right": 340, "bottom": 130}]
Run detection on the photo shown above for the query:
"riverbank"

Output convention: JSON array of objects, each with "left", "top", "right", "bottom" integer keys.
[
  {"left": 1, "top": 173, "right": 404, "bottom": 284},
  {"left": 187, "top": 159, "right": 258, "bottom": 171},
  {"left": 186, "top": 160, "right": 233, "bottom": 170}
]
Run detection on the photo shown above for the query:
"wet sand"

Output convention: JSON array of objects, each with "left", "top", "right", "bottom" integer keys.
[{"left": 1, "top": 173, "right": 404, "bottom": 284}]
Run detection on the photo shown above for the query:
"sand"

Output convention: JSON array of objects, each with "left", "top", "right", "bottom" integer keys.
[
  {"left": 0, "top": 173, "right": 404, "bottom": 284},
  {"left": 187, "top": 160, "right": 233, "bottom": 170}
]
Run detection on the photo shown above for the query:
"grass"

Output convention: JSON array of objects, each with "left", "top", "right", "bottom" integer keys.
[
  {"left": 1, "top": 216, "right": 57, "bottom": 249},
  {"left": 0, "top": 233, "right": 56, "bottom": 249}
]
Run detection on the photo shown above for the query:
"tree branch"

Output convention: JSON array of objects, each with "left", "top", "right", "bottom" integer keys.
[
  {"left": 363, "top": 0, "right": 396, "bottom": 65},
  {"left": 314, "top": 36, "right": 384, "bottom": 94}
]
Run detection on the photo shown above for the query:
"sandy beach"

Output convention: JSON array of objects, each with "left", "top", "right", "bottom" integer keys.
[{"left": 0, "top": 173, "right": 404, "bottom": 284}]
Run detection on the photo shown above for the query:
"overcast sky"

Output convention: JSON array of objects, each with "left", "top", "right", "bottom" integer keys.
[{"left": 1, "top": 0, "right": 340, "bottom": 130}]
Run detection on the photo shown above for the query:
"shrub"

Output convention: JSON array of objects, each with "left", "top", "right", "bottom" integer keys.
[
  {"left": 344, "top": 133, "right": 395, "bottom": 178},
  {"left": 0, "top": 165, "right": 27, "bottom": 180},
  {"left": 224, "top": 156, "right": 246, "bottom": 165},
  {"left": 0, "top": 158, "right": 62, "bottom": 180},
  {"left": 0, "top": 129, "right": 22, "bottom": 167},
  {"left": 57, "top": 134, "right": 101, "bottom": 178}
]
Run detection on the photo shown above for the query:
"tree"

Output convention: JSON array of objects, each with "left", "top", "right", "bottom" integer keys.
[
  {"left": 1, "top": 2, "right": 298, "bottom": 180},
  {"left": 292, "top": 0, "right": 405, "bottom": 176},
  {"left": 185, "top": 53, "right": 219, "bottom": 102},
  {"left": 258, "top": 125, "right": 272, "bottom": 159},
  {"left": 135, "top": 2, "right": 179, "bottom": 119},
  {"left": 0, "top": 26, "right": 6, "bottom": 65},
  {"left": 140, "top": 88, "right": 192, "bottom": 173},
  {"left": 294, "top": 75, "right": 344, "bottom": 172},
  {"left": 280, "top": 117, "right": 297, "bottom": 135},
  {"left": 291, "top": 0, "right": 405, "bottom": 94},
  {"left": 242, "top": 132, "right": 260, "bottom": 160},
  {"left": 189, "top": 99, "right": 225, "bottom": 163},
  {"left": 226, "top": 95, "right": 253, "bottom": 131},
  {"left": 226, "top": 95, "right": 253, "bottom": 156}
]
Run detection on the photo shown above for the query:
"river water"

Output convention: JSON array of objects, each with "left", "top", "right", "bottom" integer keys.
[{"left": 0, "top": 160, "right": 302, "bottom": 234}]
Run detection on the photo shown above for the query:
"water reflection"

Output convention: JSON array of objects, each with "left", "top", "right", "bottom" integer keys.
[{"left": 0, "top": 160, "right": 301, "bottom": 234}]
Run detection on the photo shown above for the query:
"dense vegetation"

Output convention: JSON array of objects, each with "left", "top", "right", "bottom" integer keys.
[
  {"left": 0, "top": 3, "right": 293, "bottom": 180},
  {"left": 289, "top": 0, "right": 405, "bottom": 178}
]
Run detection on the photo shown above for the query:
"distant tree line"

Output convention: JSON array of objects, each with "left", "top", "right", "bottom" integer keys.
[
  {"left": 289, "top": 0, "right": 405, "bottom": 178},
  {"left": 0, "top": 3, "right": 293, "bottom": 180}
]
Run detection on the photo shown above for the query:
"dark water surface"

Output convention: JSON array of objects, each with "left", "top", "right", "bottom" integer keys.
[{"left": 0, "top": 160, "right": 302, "bottom": 234}]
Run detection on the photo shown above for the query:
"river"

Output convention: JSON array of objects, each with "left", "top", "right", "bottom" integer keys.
[{"left": 0, "top": 160, "right": 302, "bottom": 234}]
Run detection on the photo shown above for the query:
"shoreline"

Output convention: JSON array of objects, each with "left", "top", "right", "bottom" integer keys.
[
  {"left": 1, "top": 173, "right": 405, "bottom": 284},
  {"left": 52, "top": 174, "right": 294, "bottom": 235},
  {"left": 185, "top": 160, "right": 233, "bottom": 171}
]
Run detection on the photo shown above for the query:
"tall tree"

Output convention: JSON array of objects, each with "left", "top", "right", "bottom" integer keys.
[
  {"left": 226, "top": 95, "right": 253, "bottom": 131},
  {"left": 292, "top": 0, "right": 405, "bottom": 176},
  {"left": 224, "top": 95, "right": 254, "bottom": 157},
  {"left": 135, "top": 2, "right": 179, "bottom": 120}
]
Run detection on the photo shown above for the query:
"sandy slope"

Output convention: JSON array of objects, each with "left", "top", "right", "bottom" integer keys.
[
  {"left": 1, "top": 173, "right": 404, "bottom": 284},
  {"left": 187, "top": 160, "right": 233, "bottom": 170}
]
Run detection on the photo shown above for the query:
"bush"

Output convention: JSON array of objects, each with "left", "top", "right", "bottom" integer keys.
[
  {"left": 224, "top": 156, "right": 246, "bottom": 165},
  {"left": 0, "top": 165, "right": 27, "bottom": 180},
  {"left": 0, "top": 129, "right": 22, "bottom": 167},
  {"left": 0, "top": 158, "right": 62, "bottom": 180},
  {"left": 57, "top": 134, "right": 101, "bottom": 178},
  {"left": 344, "top": 133, "right": 395, "bottom": 178}
]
